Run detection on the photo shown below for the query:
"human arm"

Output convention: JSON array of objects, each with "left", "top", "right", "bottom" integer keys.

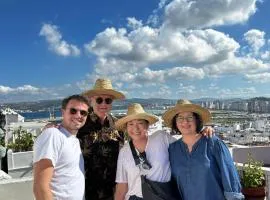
[
  {"left": 42, "top": 122, "right": 60, "bottom": 131},
  {"left": 114, "top": 183, "right": 128, "bottom": 200},
  {"left": 115, "top": 147, "right": 129, "bottom": 200},
  {"left": 33, "top": 159, "right": 54, "bottom": 200},
  {"left": 33, "top": 128, "right": 62, "bottom": 200},
  {"left": 212, "top": 137, "right": 244, "bottom": 200}
]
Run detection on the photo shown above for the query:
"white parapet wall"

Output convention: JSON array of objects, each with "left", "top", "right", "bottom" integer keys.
[
  {"left": 0, "top": 177, "right": 34, "bottom": 200},
  {"left": 232, "top": 146, "right": 270, "bottom": 165},
  {"left": 7, "top": 150, "right": 33, "bottom": 178}
]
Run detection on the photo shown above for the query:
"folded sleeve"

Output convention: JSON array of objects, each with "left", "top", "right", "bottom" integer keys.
[{"left": 212, "top": 137, "right": 245, "bottom": 200}]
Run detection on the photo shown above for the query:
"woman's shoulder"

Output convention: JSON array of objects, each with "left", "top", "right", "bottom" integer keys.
[
  {"left": 149, "top": 130, "right": 166, "bottom": 138},
  {"left": 119, "top": 142, "right": 131, "bottom": 155},
  {"left": 168, "top": 139, "right": 181, "bottom": 150}
]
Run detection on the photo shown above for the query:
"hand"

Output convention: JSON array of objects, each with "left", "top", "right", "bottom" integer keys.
[
  {"left": 200, "top": 126, "right": 214, "bottom": 138},
  {"left": 42, "top": 122, "right": 59, "bottom": 131}
]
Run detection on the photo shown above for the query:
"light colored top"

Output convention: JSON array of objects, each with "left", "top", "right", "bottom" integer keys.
[
  {"left": 33, "top": 127, "right": 85, "bottom": 200},
  {"left": 115, "top": 130, "right": 176, "bottom": 199}
]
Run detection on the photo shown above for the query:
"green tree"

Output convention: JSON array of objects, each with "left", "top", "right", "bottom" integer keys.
[
  {"left": 7, "top": 126, "right": 35, "bottom": 152},
  {"left": 240, "top": 153, "right": 265, "bottom": 188}
]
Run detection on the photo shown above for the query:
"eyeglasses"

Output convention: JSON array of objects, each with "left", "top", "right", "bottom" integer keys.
[
  {"left": 69, "top": 108, "right": 89, "bottom": 117},
  {"left": 176, "top": 115, "right": 194, "bottom": 123},
  {"left": 95, "top": 97, "right": 113, "bottom": 105}
]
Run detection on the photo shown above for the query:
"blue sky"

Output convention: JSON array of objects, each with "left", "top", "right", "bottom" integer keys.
[{"left": 1, "top": 0, "right": 270, "bottom": 103}]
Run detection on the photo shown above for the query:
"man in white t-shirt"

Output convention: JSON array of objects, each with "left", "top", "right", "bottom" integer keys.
[{"left": 33, "top": 95, "right": 90, "bottom": 200}]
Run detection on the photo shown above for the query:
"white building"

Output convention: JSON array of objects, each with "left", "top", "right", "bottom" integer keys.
[{"left": 0, "top": 108, "right": 24, "bottom": 126}]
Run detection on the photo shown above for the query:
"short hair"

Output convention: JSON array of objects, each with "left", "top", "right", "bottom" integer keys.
[
  {"left": 62, "top": 95, "right": 90, "bottom": 109},
  {"left": 171, "top": 112, "right": 203, "bottom": 134}
]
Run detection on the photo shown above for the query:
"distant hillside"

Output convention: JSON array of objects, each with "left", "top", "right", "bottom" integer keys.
[
  {"left": 1, "top": 97, "right": 270, "bottom": 113},
  {"left": 0, "top": 99, "right": 62, "bottom": 112}
]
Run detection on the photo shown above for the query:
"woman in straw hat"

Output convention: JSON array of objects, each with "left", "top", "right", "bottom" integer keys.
[
  {"left": 163, "top": 99, "right": 244, "bottom": 200},
  {"left": 114, "top": 103, "right": 179, "bottom": 200}
]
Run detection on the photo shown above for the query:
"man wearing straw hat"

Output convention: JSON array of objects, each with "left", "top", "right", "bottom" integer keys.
[{"left": 78, "top": 78, "right": 125, "bottom": 200}]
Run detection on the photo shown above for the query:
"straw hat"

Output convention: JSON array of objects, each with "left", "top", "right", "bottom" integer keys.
[
  {"left": 115, "top": 103, "right": 159, "bottom": 131},
  {"left": 83, "top": 78, "right": 125, "bottom": 100},
  {"left": 162, "top": 99, "right": 211, "bottom": 128}
]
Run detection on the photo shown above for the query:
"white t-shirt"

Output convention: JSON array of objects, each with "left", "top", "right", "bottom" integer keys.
[
  {"left": 33, "top": 127, "right": 85, "bottom": 200},
  {"left": 115, "top": 130, "right": 176, "bottom": 199}
]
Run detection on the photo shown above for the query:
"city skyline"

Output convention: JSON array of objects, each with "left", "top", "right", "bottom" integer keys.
[{"left": 1, "top": 0, "right": 270, "bottom": 103}]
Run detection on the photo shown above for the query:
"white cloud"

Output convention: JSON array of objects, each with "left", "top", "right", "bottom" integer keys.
[
  {"left": 114, "top": 66, "right": 204, "bottom": 85},
  {"left": 137, "top": 68, "right": 166, "bottom": 83},
  {"left": 128, "top": 83, "right": 143, "bottom": 89},
  {"left": 204, "top": 56, "right": 268, "bottom": 76},
  {"left": 17, "top": 85, "right": 40, "bottom": 93},
  {"left": 217, "top": 87, "right": 257, "bottom": 97},
  {"left": 167, "top": 66, "right": 205, "bottom": 79},
  {"left": 147, "top": 0, "right": 168, "bottom": 26},
  {"left": 243, "top": 29, "right": 265, "bottom": 54},
  {"left": 141, "top": 85, "right": 172, "bottom": 98},
  {"left": 0, "top": 85, "right": 45, "bottom": 102},
  {"left": 209, "top": 83, "right": 219, "bottom": 90},
  {"left": 177, "top": 83, "right": 195, "bottom": 94},
  {"left": 93, "top": 57, "right": 142, "bottom": 75},
  {"left": 40, "top": 23, "right": 80, "bottom": 57},
  {"left": 0, "top": 84, "right": 83, "bottom": 103},
  {"left": 245, "top": 73, "right": 270, "bottom": 83},
  {"left": 26, "top": 0, "right": 268, "bottom": 101},
  {"left": 85, "top": 27, "right": 133, "bottom": 57},
  {"left": 261, "top": 51, "right": 270, "bottom": 60},
  {"left": 85, "top": 26, "right": 239, "bottom": 75},
  {"left": 0, "top": 86, "right": 13, "bottom": 94},
  {"left": 127, "top": 17, "right": 143, "bottom": 30},
  {"left": 163, "top": 0, "right": 258, "bottom": 30},
  {"left": 0, "top": 85, "right": 40, "bottom": 94}
]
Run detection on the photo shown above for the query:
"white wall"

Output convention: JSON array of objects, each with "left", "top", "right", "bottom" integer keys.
[{"left": 0, "top": 177, "right": 34, "bottom": 200}]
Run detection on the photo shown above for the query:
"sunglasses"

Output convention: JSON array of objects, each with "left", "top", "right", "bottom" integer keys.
[
  {"left": 95, "top": 97, "right": 113, "bottom": 105},
  {"left": 69, "top": 108, "right": 89, "bottom": 117}
]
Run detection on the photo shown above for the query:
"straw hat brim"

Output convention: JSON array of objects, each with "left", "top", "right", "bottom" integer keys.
[
  {"left": 162, "top": 104, "right": 211, "bottom": 128},
  {"left": 115, "top": 113, "right": 159, "bottom": 131},
  {"left": 83, "top": 89, "right": 125, "bottom": 100}
]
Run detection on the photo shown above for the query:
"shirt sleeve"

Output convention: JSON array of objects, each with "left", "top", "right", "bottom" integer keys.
[
  {"left": 211, "top": 137, "right": 245, "bottom": 200},
  {"left": 115, "top": 148, "right": 128, "bottom": 183},
  {"left": 33, "top": 128, "right": 63, "bottom": 167}
]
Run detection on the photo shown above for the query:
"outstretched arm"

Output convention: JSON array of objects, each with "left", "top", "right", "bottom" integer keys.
[{"left": 33, "top": 159, "right": 54, "bottom": 200}]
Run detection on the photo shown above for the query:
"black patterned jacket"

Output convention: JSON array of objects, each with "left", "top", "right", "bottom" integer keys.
[{"left": 77, "top": 111, "right": 124, "bottom": 200}]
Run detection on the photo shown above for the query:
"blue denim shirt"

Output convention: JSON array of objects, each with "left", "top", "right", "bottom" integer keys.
[{"left": 169, "top": 136, "right": 244, "bottom": 200}]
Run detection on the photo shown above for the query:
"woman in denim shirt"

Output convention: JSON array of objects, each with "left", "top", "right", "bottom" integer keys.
[{"left": 163, "top": 99, "right": 244, "bottom": 200}]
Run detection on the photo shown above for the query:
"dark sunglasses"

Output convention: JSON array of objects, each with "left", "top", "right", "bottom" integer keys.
[
  {"left": 69, "top": 108, "right": 88, "bottom": 117},
  {"left": 95, "top": 97, "right": 113, "bottom": 105}
]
